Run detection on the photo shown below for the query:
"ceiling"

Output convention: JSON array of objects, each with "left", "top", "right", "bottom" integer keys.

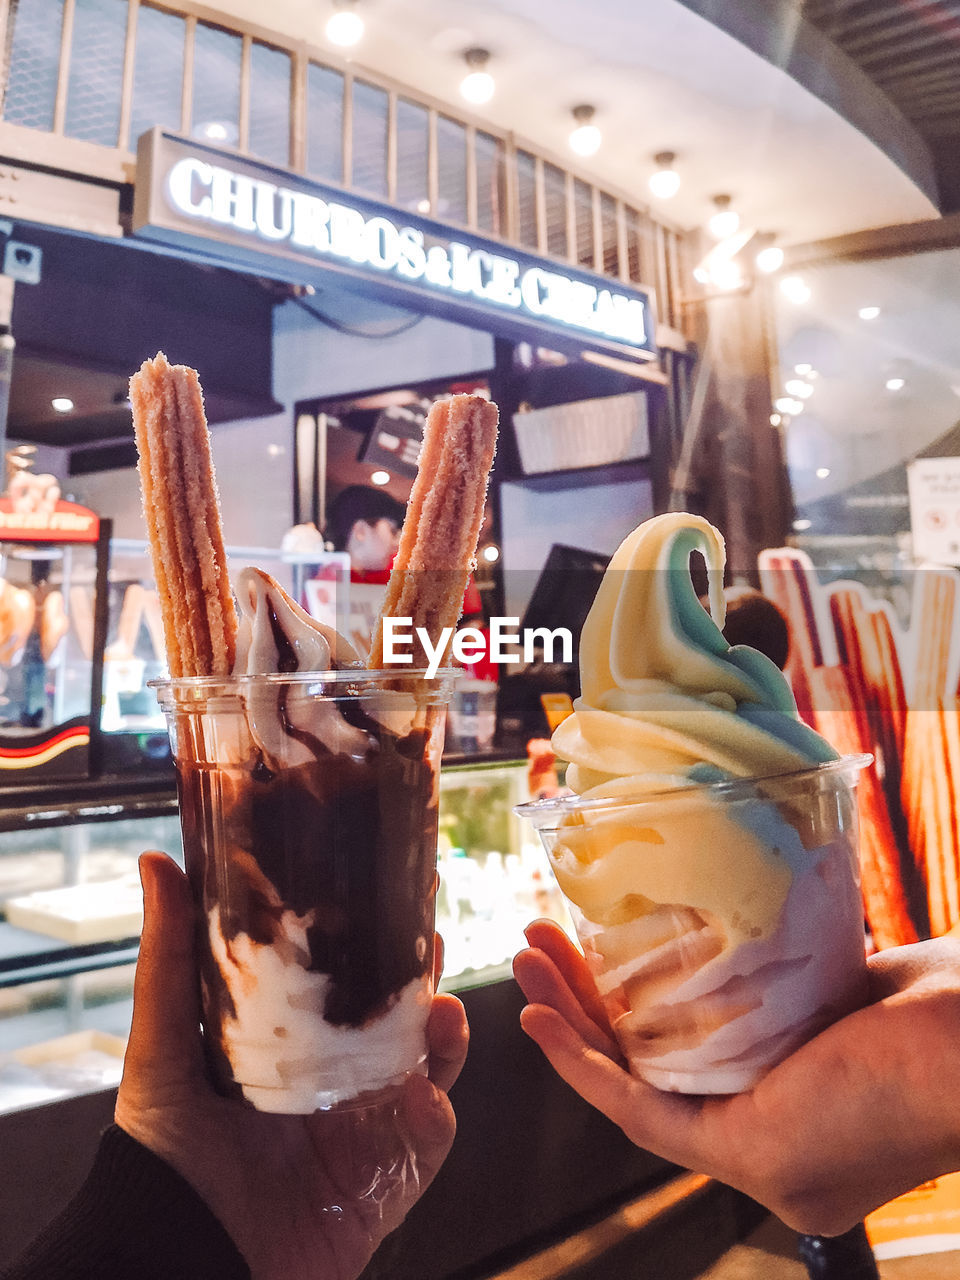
[
  {"left": 207, "top": 0, "right": 939, "bottom": 243},
  {"left": 800, "top": 0, "right": 960, "bottom": 211}
]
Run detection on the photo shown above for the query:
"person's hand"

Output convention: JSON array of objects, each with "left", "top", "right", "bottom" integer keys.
[
  {"left": 514, "top": 919, "right": 960, "bottom": 1236},
  {"left": 116, "top": 852, "right": 468, "bottom": 1280}
]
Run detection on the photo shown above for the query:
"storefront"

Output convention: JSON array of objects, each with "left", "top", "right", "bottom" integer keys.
[
  {"left": 1, "top": 0, "right": 887, "bottom": 1269},
  {"left": 0, "top": 13, "right": 750, "bottom": 1271}
]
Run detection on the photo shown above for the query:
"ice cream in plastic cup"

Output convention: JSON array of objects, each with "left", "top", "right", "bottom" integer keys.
[
  {"left": 516, "top": 754, "right": 872, "bottom": 1095},
  {"left": 153, "top": 669, "right": 456, "bottom": 1114}
]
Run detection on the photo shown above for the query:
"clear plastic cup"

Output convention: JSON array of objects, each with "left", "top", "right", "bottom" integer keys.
[
  {"left": 154, "top": 669, "right": 456, "bottom": 1113},
  {"left": 516, "top": 755, "right": 872, "bottom": 1095}
]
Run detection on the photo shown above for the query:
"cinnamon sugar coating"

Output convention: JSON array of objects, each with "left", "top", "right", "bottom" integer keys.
[
  {"left": 130, "top": 352, "right": 238, "bottom": 676},
  {"left": 368, "top": 394, "right": 498, "bottom": 670}
]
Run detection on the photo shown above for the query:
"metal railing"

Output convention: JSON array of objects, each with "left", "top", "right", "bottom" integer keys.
[{"left": 0, "top": 0, "right": 693, "bottom": 333}]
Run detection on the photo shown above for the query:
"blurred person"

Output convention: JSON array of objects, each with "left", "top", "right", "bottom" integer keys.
[
  {"left": 324, "top": 485, "right": 405, "bottom": 583},
  {"left": 699, "top": 583, "right": 791, "bottom": 671},
  {"left": 323, "top": 486, "right": 406, "bottom": 657},
  {"left": 6, "top": 852, "right": 469, "bottom": 1280}
]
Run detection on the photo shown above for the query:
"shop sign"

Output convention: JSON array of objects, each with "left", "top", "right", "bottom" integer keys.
[
  {"left": 0, "top": 497, "right": 99, "bottom": 543},
  {"left": 132, "top": 130, "right": 657, "bottom": 360},
  {"left": 907, "top": 457, "right": 960, "bottom": 566}
]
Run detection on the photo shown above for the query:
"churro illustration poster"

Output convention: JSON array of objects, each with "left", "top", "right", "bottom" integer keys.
[{"left": 759, "top": 546, "right": 960, "bottom": 949}]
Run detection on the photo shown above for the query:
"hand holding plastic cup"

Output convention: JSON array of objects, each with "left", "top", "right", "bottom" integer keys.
[
  {"left": 155, "top": 669, "right": 454, "bottom": 1114},
  {"left": 517, "top": 755, "right": 871, "bottom": 1095}
]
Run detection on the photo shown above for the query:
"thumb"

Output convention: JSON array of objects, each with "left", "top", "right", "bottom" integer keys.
[
  {"left": 121, "top": 851, "right": 204, "bottom": 1093},
  {"left": 519, "top": 1003, "right": 705, "bottom": 1169}
]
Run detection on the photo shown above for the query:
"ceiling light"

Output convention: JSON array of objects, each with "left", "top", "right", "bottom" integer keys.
[
  {"left": 785, "top": 379, "right": 814, "bottom": 399},
  {"left": 708, "top": 194, "right": 739, "bottom": 240},
  {"left": 775, "top": 396, "right": 804, "bottom": 415},
  {"left": 569, "top": 105, "right": 601, "bottom": 157},
  {"left": 770, "top": 413, "right": 782, "bottom": 426},
  {"left": 859, "top": 305, "right": 880, "bottom": 320},
  {"left": 755, "top": 245, "right": 784, "bottom": 274},
  {"left": 780, "top": 275, "right": 811, "bottom": 304},
  {"left": 326, "top": 0, "right": 364, "bottom": 47},
  {"left": 460, "top": 48, "right": 495, "bottom": 105},
  {"left": 692, "top": 227, "right": 754, "bottom": 293},
  {"left": 708, "top": 259, "right": 744, "bottom": 292},
  {"left": 794, "top": 363, "right": 813, "bottom": 376},
  {"left": 482, "top": 544, "right": 500, "bottom": 563},
  {"left": 816, "top": 467, "right": 831, "bottom": 479},
  {"left": 793, "top": 518, "right": 812, "bottom": 531},
  {"left": 886, "top": 377, "right": 905, "bottom": 391},
  {"left": 371, "top": 470, "right": 391, "bottom": 486},
  {"left": 51, "top": 397, "right": 74, "bottom": 413},
  {"left": 648, "top": 151, "right": 680, "bottom": 199},
  {"left": 194, "top": 120, "right": 239, "bottom": 145}
]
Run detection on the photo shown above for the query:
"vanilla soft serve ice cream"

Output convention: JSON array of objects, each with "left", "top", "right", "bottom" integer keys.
[{"left": 521, "top": 513, "right": 869, "bottom": 1094}]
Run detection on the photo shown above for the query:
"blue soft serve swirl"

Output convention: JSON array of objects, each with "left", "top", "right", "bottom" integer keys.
[{"left": 553, "top": 513, "right": 837, "bottom": 798}]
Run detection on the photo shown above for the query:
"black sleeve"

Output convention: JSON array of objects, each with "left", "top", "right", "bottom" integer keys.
[{"left": 1, "top": 1124, "right": 250, "bottom": 1280}]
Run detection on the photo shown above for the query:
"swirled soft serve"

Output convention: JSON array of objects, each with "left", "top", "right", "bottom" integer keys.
[
  {"left": 523, "top": 513, "right": 867, "bottom": 1094},
  {"left": 554, "top": 512, "right": 836, "bottom": 797}
]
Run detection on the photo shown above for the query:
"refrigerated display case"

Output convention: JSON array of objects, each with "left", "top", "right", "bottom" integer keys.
[
  {"left": 96, "top": 539, "right": 317, "bottom": 773},
  {"left": 0, "top": 760, "right": 567, "bottom": 1113},
  {"left": 0, "top": 492, "right": 109, "bottom": 782}
]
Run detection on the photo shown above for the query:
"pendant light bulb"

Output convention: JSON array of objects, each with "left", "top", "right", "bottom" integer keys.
[
  {"left": 708, "top": 194, "right": 740, "bottom": 240},
  {"left": 569, "top": 104, "right": 601, "bottom": 156},
  {"left": 649, "top": 151, "right": 680, "bottom": 199},
  {"left": 326, "top": 0, "right": 364, "bottom": 47},
  {"left": 460, "top": 48, "right": 495, "bottom": 105}
]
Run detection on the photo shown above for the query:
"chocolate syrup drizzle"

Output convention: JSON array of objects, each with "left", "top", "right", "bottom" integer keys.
[{"left": 177, "top": 670, "right": 439, "bottom": 1067}]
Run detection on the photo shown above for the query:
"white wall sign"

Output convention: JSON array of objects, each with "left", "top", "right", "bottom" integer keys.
[
  {"left": 907, "top": 456, "right": 960, "bottom": 566},
  {"left": 133, "top": 130, "right": 657, "bottom": 360}
]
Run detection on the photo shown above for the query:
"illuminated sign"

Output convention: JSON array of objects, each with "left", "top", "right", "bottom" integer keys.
[
  {"left": 0, "top": 497, "right": 100, "bottom": 543},
  {"left": 133, "top": 130, "right": 657, "bottom": 359}
]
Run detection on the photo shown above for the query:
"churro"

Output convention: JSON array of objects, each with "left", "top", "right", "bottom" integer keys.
[
  {"left": 368, "top": 393, "right": 498, "bottom": 670},
  {"left": 130, "top": 353, "right": 237, "bottom": 677}
]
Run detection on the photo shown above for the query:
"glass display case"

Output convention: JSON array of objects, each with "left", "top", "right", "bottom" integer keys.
[
  {"left": 0, "top": 758, "right": 569, "bottom": 1115},
  {"left": 437, "top": 760, "right": 571, "bottom": 987},
  {"left": 98, "top": 539, "right": 307, "bottom": 770},
  {"left": 0, "top": 491, "right": 109, "bottom": 782}
]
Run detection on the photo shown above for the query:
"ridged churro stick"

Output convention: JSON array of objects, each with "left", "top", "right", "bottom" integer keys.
[
  {"left": 130, "top": 352, "right": 238, "bottom": 677},
  {"left": 368, "top": 394, "right": 498, "bottom": 670}
]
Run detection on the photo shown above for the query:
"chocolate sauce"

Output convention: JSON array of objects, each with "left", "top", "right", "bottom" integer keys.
[
  {"left": 267, "top": 600, "right": 299, "bottom": 673},
  {"left": 177, "top": 700, "right": 439, "bottom": 1035}
]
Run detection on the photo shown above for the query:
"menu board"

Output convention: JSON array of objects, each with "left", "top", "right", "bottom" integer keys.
[{"left": 907, "top": 456, "right": 960, "bottom": 566}]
